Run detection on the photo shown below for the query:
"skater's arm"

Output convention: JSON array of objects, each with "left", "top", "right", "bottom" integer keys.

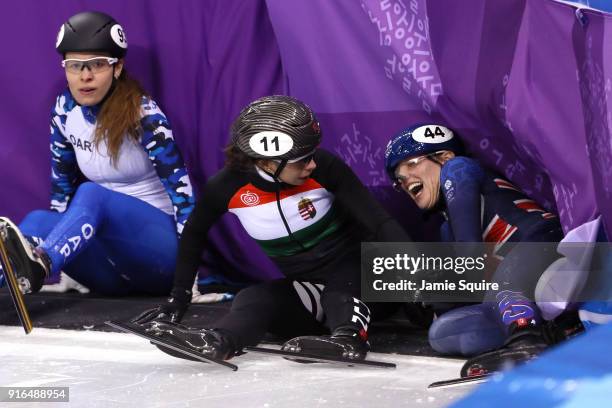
[
  {"left": 140, "top": 97, "right": 195, "bottom": 237},
  {"left": 172, "top": 170, "right": 235, "bottom": 292},
  {"left": 132, "top": 171, "right": 237, "bottom": 324},
  {"left": 50, "top": 91, "right": 79, "bottom": 213},
  {"left": 440, "top": 157, "right": 485, "bottom": 242},
  {"left": 312, "top": 149, "right": 411, "bottom": 242}
]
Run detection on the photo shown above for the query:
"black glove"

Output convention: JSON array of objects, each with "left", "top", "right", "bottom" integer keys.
[{"left": 131, "top": 286, "right": 191, "bottom": 325}]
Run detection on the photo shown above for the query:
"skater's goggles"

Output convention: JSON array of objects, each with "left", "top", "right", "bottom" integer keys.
[
  {"left": 61, "top": 57, "right": 119, "bottom": 74},
  {"left": 273, "top": 150, "right": 317, "bottom": 166},
  {"left": 392, "top": 151, "right": 445, "bottom": 191}
]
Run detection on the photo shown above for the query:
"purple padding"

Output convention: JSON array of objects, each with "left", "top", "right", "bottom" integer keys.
[
  {"left": 265, "top": 0, "right": 609, "bottom": 235},
  {"left": 0, "top": 0, "right": 284, "bottom": 281},
  {"left": 1, "top": 0, "right": 610, "bottom": 281}
]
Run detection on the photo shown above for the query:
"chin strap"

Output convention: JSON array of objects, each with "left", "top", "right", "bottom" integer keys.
[
  {"left": 272, "top": 159, "right": 288, "bottom": 180},
  {"left": 268, "top": 159, "right": 306, "bottom": 251}
]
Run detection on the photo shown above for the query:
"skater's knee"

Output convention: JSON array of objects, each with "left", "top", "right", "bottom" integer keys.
[
  {"left": 231, "top": 281, "right": 286, "bottom": 311},
  {"left": 19, "top": 210, "right": 60, "bottom": 239},
  {"left": 428, "top": 308, "right": 504, "bottom": 356},
  {"left": 19, "top": 210, "right": 58, "bottom": 230},
  {"left": 321, "top": 290, "right": 353, "bottom": 307},
  {"left": 21, "top": 209, "right": 54, "bottom": 224},
  {"left": 428, "top": 317, "right": 459, "bottom": 354}
]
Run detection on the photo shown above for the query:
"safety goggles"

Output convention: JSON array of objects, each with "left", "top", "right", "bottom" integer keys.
[
  {"left": 392, "top": 151, "right": 444, "bottom": 191},
  {"left": 273, "top": 150, "right": 317, "bottom": 165},
  {"left": 61, "top": 57, "right": 118, "bottom": 74}
]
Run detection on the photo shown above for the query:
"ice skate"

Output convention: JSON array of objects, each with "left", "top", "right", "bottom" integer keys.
[
  {"left": 281, "top": 327, "right": 370, "bottom": 362},
  {"left": 0, "top": 217, "right": 49, "bottom": 294},
  {"left": 460, "top": 329, "right": 548, "bottom": 377},
  {"left": 245, "top": 327, "right": 395, "bottom": 368},
  {"left": 142, "top": 320, "right": 237, "bottom": 361}
]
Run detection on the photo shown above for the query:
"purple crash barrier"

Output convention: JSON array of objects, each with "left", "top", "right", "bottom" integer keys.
[{"left": 0, "top": 0, "right": 609, "bottom": 282}]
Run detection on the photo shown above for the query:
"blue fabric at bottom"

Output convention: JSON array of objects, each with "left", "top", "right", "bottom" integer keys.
[{"left": 452, "top": 322, "right": 612, "bottom": 408}]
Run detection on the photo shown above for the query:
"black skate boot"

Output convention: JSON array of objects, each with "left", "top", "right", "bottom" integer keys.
[
  {"left": 281, "top": 327, "right": 370, "bottom": 363},
  {"left": 543, "top": 310, "right": 585, "bottom": 345},
  {"left": 142, "top": 320, "right": 238, "bottom": 362},
  {"left": 0, "top": 217, "right": 49, "bottom": 294},
  {"left": 460, "top": 327, "right": 549, "bottom": 377}
]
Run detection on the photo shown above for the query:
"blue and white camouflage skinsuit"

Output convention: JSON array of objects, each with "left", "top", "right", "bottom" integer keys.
[{"left": 18, "top": 89, "right": 195, "bottom": 295}]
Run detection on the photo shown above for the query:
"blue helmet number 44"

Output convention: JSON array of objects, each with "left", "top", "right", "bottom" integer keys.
[{"left": 412, "top": 125, "right": 454, "bottom": 144}]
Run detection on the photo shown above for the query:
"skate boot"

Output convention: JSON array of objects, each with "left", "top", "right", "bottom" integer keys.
[
  {"left": 0, "top": 217, "right": 49, "bottom": 294},
  {"left": 460, "top": 328, "right": 548, "bottom": 377},
  {"left": 281, "top": 327, "right": 370, "bottom": 362},
  {"left": 142, "top": 320, "right": 238, "bottom": 361},
  {"left": 543, "top": 310, "right": 585, "bottom": 345}
]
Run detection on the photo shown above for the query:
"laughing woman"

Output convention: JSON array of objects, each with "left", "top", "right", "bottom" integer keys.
[
  {"left": 384, "top": 124, "right": 565, "bottom": 375},
  {"left": 0, "top": 11, "right": 194, "bottom": 296}
]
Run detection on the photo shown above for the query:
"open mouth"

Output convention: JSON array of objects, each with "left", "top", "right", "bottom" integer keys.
[
  {"left": 79, "top": 88, "right": 96, "bottom": 95},
  {"left": 407, "top": 182, "right": 424, "bottom": 197}
]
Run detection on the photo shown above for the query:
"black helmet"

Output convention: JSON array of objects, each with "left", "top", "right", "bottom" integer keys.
[
  {"left": 230, "top": 95, "right": 321, "bottom": 161},
  {"left": 56, "top": 11, "right": 128, "bottom": 58}
]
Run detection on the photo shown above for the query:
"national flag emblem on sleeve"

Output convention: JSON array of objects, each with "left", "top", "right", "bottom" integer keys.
[
  {"left": 494, "top": 178, "right": 520, "bottom": 192},
  {"left": 298, "top": 197, "right": 317, "bottom": 220},
  {"left": 513, "top": 199, "right": 544, "bottom": 213}
]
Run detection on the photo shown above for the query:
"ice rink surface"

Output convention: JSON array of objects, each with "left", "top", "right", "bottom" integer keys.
[{"left": 0, "top": 326, "right": 476, "bottom": 407}]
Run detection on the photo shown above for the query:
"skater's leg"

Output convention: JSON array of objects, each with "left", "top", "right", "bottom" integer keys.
[
  {"left": 59, "top": 241, "right": 131, "bottom": 296},
  {"left": 19, "top": 210, "right": 87, "bottom": 290},
  {"left": 19, "top": 210, "right": 62, "bottom": 245},
  {"left": 461, "top": 230, "right": 565, "bottom": 375},
  {"left": 37, "top": 182, "right": 176, "bottom": 295},
  {"left": 87, "top": 191, "right": 177, "bottom": 295},
  {"left": 280, "top": 248, "right": 396, "bottom": 361},
  {"left": 484, "top": 236, "right": 563, "bottom": 336},
  {"left": 428, "top": 303, "right": 505, "bottom": 356},
  {"left": 320, "top": 247, "right": 400, "bottom": 336},
  {"left": 38, "top": 182, "right": 105, "bottom": 275},
  {"left": 139, "top": 279, "right": 328, "bottom": 362},
  {"left": 18, "top": 208, "right": 131, "bottom": 294},
  {"left": 213, "top": 279, "right": 326, "bottom": 349}
]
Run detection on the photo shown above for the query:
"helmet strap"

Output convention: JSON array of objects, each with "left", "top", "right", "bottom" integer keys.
[
  {"left": 272, "top": 159, "right": 288, "bottom": 180},
  {"left": 271, "top": 159, "right": 306, "bottom": 252}
]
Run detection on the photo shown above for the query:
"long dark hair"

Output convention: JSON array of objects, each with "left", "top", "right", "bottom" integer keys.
[
  {"left": 94, "top": 69, "right": 147, "bottom": 164},
  {"left": 224, "top": 144, "right": 259, "bottom": 172}
]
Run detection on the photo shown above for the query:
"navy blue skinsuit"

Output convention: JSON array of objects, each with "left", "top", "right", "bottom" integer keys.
[{"left": 429, "top": 157, "right": 563, "bottom": 356}]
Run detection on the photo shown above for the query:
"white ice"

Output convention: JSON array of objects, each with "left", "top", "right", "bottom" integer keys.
[{"left": 0, "top": 326, "right": 477, "bottom": 407}]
